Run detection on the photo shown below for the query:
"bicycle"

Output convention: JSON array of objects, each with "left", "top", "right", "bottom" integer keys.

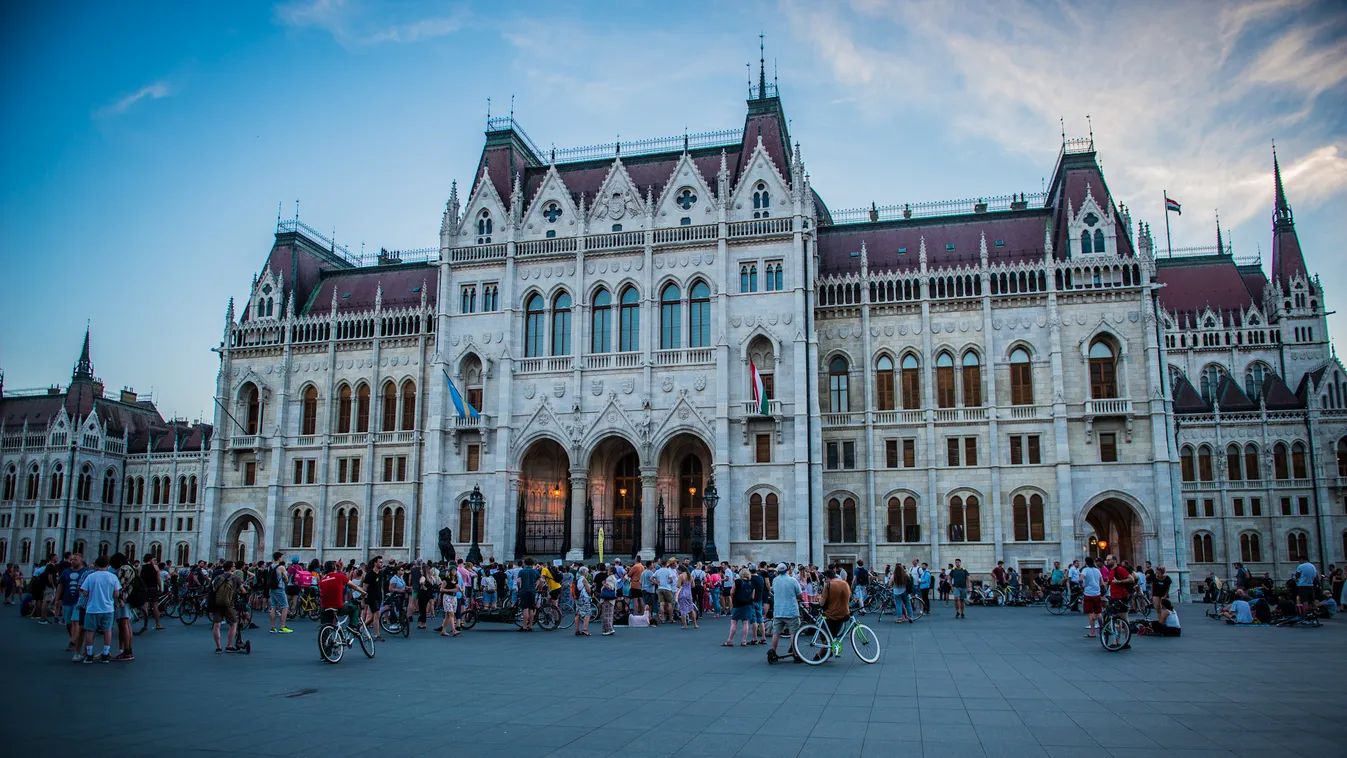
[
  {"left": 379, "top": 594, "right": 412, "bottom": 638},
  {"left": 317, "top": 608, "right": 375, "bottom": 663},
  {"left": 1271, "top": 607, "right": 1323, "bottom": 628},
  {"left": 1098, "top": 598, "right": 1132, "bottom": 652},
  {"left": 1046, "top": 585, "right": 1070, "bottom": 616},
  {"left": 1127, "top": 589, "right": 1154, "bottom": 620},
  {"left": 793, "top": 605, "right": 882, "bottom": 665}
]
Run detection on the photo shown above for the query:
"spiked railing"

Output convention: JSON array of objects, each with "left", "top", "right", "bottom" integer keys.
[{"left": 830, "top": 193, "right": 1047, "bottom": 225}]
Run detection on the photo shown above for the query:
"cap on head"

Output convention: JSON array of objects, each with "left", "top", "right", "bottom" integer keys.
[{"left": 776, "top": 563, "right": 787, "bottom": 572}]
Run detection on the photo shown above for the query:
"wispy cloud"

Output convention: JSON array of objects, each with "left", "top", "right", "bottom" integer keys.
[
  {"left": 784, "top": 0, "right": 1347, "bottom": 247},
  {"left": 275, "top": 0, "right": 465, "bottom": 47},
  {"left": 96, "top": 81, "right": 172, "bottom": 118}
]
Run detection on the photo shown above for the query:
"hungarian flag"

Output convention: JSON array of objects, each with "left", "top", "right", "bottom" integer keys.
[
  {"left": 1164, "top": 196, "right": 1181, "bottom": 215},
  {"left": 750, "top": 360, "right": 769, "bottom": 415}
]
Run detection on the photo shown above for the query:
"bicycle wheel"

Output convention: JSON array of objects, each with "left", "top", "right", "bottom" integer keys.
[
  {"left": 379, "top": 608, "right": 401, "bottom": 636},
  {"left": 850, "top": 623, "right": 881, "bottom": 664},
  {"left": 400, "top": 609, "right": 411, "bottom": 637},
  {"left": 556, "top": 605, "right": 575, "bottom": 629},
  {"left": 991, "top": 589, "right": 1007, "bottom": 607},
  {"left": 909, "top": 596, "right": 925, "bottom": 619},
  {"left": 537, "top": 605, "right": 560, "bottom": 631},
  {"left": 181, "top": 601, "right": 199, "bottom": 625},
  {"left": 358, "top": 622, "right": 376, "bottom": 658},
  {"left": 1099, "top": 617, "right": 1131, "bottom": 652},
  {"left": 132, "top": 606, "right": 150, "bottom": 636},
  {"left": 1047, "top": 593, "right": 1066, "bottom": 615},
  {"left": 793, "top": 624, "right": 831, "bottom": 666},
  {"left": 318, "top": 625, "right": 344, "bottom": 663}
]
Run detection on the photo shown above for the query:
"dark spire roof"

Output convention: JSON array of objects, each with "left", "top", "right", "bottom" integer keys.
[
  {"left": 1270, "top": 145, "right": 1308, "bottom": 284},
  {"left": 1273, "top": 146, "right": 1293, "bottom": 231},
  {"left": 72, "top": 326, "right": 94, "bottom": 382}
]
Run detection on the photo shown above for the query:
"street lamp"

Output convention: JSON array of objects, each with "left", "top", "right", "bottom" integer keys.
[
  {"left": 701, "top": 476, "right": 719, "bottom": 562},
  {"left": 466, "top": 484, "right": 485, "bottom": 564}
]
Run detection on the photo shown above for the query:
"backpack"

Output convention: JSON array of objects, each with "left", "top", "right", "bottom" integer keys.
[
  {"left": 855, "top": 567, "right": 869, "bottom": 585},
  {"left": 733, "top": 579, "right": 753, "bottom": 605},
  {"left": 212, "top": 574, "right": 236, "bottom": 610},
  {"left": 127, "top": 572, "right": 147, "bottom": 608},
  {"left": 266, "top": 565, "right": 282, "bottom": 591}
]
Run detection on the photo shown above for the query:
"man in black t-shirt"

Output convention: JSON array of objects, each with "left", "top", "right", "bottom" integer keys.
[
  {"left": 852, "top": 560, "right": 870, "bottom": 615},
  {"left": 362, "top": 556, "right": 386, "bottom": 640},
  {"left": 1150, "top": 566, "right": 1172, "bottom": 614},
  {"left": 141, "top": 554, "right": 165, "bottom": 630},
  {"left": 516, "top": 557, "right": 542, "bottom": 631}
]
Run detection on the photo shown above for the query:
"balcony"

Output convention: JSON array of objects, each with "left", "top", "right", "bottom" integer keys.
[
  {"left": 740, "top": 399, "right": 783, "bottom": 417},
  {"left": 330, "top": 433, "right": 366, "bottom": 446},
  {"left": 516, "top": 356, "right": 574, "bottom": 374},
  {"left": 584, "top": 352, "right": 642, "bottom": 370},
  {"left": 822, "top": 412, "right": 864, "bottom": 428},
  {"left": 449, "top": 243, "right": 506, "bottom": 264},
  {"left": 727, "top": 217, "right": 792, "bottom": 238},
  {"left": 1180, "top": 480, "right": 1222, "bottom": 491},
  {"left": 1272, "top": 478, "right": 1313, "bottom": 489},
  {"left": 1085, "top": 398, "right": 1132, "bottom": 416},
  {"left": 934, "top": 407, "right": 989, "bottom": 423},
  {"left": 872, "top": 410, "right": 924, "bottom": 425},
  {"left": 372, "top": 431, "right": 416, "bottom": 444},
  {"left": 1005, "top": 404, "right": 1049, "bottom": 420},
  {"left": 653, "top": 223, "right": 717, "bottom": 245},
  {"left": 653, "top": 348, "right": 714, "bottom": 366},
  {"left": 228, "top": 435, "right": 262, "bottom": 450},
  {"left": 453, "top": 415, "right": 484, "bottom": 430},
  {"left": 293, "top": 435, "right": 318, "bottom": 448}
]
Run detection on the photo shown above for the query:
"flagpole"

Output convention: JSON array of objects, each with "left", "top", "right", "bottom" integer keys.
[{"left": 1163, "top": 191, "right": 1173, "bottom": 258}]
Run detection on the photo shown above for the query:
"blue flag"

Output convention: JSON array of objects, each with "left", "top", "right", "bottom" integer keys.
[{"left": 445, "top": 370, "right": 479, "bottom": 419}]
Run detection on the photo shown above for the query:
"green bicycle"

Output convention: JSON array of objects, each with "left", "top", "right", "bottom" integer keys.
[{"left": 793, "top": 606, "right": 882, "bottom": 665}]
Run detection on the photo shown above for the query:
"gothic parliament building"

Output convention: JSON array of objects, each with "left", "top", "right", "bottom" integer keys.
[{"left": 4, "top": 81, "right": 1345, "bottom": 594}]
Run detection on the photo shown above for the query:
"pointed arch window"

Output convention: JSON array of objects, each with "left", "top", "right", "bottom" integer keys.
[
  {"left": 476, "top": 210, "right": 493, "bottom": 244},
  {"left": 178, "top": 476, "right": 188, "bottom": 505},
  {"left": 381, "top": 506, "right": 406, "bottom": 547},
  {"left": 175, "top": 543, "right": 190, "bottom": 566},
  {"left": 828, "top": 356, "right": 850, "bottom": 413},
  {"left": 400, "top": 380, "right": 416, "bottom": 431},
  {"left": 1080, "top": 230, "right": 1092, "bottom": 254},
  {"left": 301, "top": 386, "right": 318, "bottom": 435},
  {"left": 1273, "top": 443, "right": 1289, "bottom": 480},
  {"left": 243, "top": 383, "right": 261, "bottom": 434},
  {"left": 1337, "top": 437, "right": 1347, "bottom": 477},
  {"left": 591, "top": 288, "right": 611, "bottom": 353},
  {"left": 1009, "top": 348, "right": 1033, "bottom": 405},
  {"left": 290, "top": 507, "right": 314, "bottom": 548},
  {"left": 1291, "top": 442, "right": 1307, "bottom": 479},
  {"left": 1287, "top": 530, "right": 1309, "bottom": 562},
  {"left": 827, "top": 497, "right": 857, "bottom": 542},
  {"left": 875, "top": 355, "right": 895, "bottom": 411},
  {"left": 2, "top": 465, "right": 15, "bottom": 501},
  {"left": 524, "top": 294, "right": 545, "bottom": 358},
  {"left": 102, "top": 469, "right": 116, "bottom": 504},
  {"left": 459, "top": 500, "right": 485, "bottom": 543},
  {"left": 741, "top": 264, "right": 758, "bottom": 293},
  {"left": 749, "top": 493, "right": 779, "bottom": 540},
  {"left": 1239, "top": 532, "right": 1261, "bottom": 562},
  {"left": 1244, "top": 444, "right": 1261, "bottom": 481},
  {"left": 337, "top": 384, "right": 352, "bottom": 433},
  {"left": 355, "top": 384, "right": 370, "bottom": 432},
  {"left": 188, "top": 476, "right": 197, "bottom": 503},
  {"left": 901, "top": 354, "right": 921, "bottom": 409},
  {"left": 659, "top": 284, "right": 681, "bottom": 349},
  {"left": 619, "top": 287, "right": 640, "bottom": 352},
  {"left": 1093, "top": 229, "right": 1105, "bottom": 254},
  {"left": 1088, "top": 340, "right": 1117, "bottom": 399},
  {"left": 49, "top": 463, "right": 64, "bottom": 500},
  {"left": 752, "top": 182, "right": 770, "bottom": 218},
  {"left": 1197, "top": 445, "right": 1214, "bottom": 481},
  {"left": 1226, "top": 444, "right": 1242, "bottom": 481},
  {"left": 1200, "top": 364, "right": 1226, "bottom": 404},
  {"left": 382, "top": 381, "right": 398, "bottom": 432},
  {"left": 961, "top": 352, "right": 982, "bottom": 407},
  {"left": 551, "top": 292, "right": 572, "bottom": 356},
  {"left": 948, "top": 495, "right": 981, "bottom": 542},
  {"left": 689, "top": 281, "right": 711, "bottom": 348},
  {"left": 935, "top": 352, "right": 956, "bottom": 408},
  {"left": 1013, "top": 493, "right": 1045, "bottom": 541},
  {"left": 335, "top": 507, "right": 358, "bottom": 548},
  {"left": 1244, "top": 362, "right": 1266, "bottom": 400}
]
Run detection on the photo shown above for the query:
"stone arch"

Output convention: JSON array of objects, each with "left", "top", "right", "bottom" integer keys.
[
  {"left": 738, "top": 325, "right": 783, "bottom": 363},
  {"left": 649, "top": 421, "right": 714, "bottom": 464},
  {"left": 1002, "top": 339, "right": 1036, "bottom": 362},
  {"left": 1078, "top": 322, "right": 1130, "bottom": 362},
  {"left": 1077, "top": 490, "right": 1152, "bottom": 565},
  {"left": 579, "top": 428, "right": 645, "bottom": 471},
  {"left": 219, "top": 507, "right": 266, "bottom": 563}
]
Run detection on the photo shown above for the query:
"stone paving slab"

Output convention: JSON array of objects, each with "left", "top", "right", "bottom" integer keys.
[{"left": 1, "top": 602, "right": 1343, "bottom": 757}]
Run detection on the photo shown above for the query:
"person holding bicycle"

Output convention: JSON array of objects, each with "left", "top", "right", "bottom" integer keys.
[
  {"left": 768, "top": 563, "right": 802, "bottom": 662},
  {"left": 318, "top": 561, "right": 362, "bottom": 633},
  {"left": 816, "top": 568, "right": 851, "bottom": 651}
]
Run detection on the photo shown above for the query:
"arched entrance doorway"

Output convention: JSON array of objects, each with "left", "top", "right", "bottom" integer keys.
[
  {"left": 224, "top": 512, "right": 264, "bottom": 564},
  {"left": 587, "top": 436, "right": 642, "bottom": 558},
  {"left": 516, "top": 438, "right": 570, "bottom": 557},
  {"left": 1083, "top": 498, "right": 1141, "bottom": 565},
  {"left": 656, "top": 433, "right": 713, "bottom": 558}
]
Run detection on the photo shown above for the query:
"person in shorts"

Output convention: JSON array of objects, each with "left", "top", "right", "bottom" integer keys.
[
  {"left": 949, "top": 559, "right": 969, "bottom": 619},
  {"left": 210, "top": 561, "right": 246, "bottom": 653},
  {"left": 1294, "top": 560, "right": 1318, "bottom": 611},
  {"left": 768, "top": 564, "right": 803, "bottom": 659},
  {"left": 363, "top": 556, "right": 386, "bottom": 641},
  {"left": 59, "top": 553, "right": 89, "bottom": 659},
  {"left": 268, "top": 551, "right": 293, "bottom": 634},
  {"left": 79, "top": 555, "right": 121, "bottom": 664},
  {"left": 1080, "top": 556, "right": 1104, "bottom": 637},
  {"left": 516, "top": 557, "right": 541, "bottom": 631}
]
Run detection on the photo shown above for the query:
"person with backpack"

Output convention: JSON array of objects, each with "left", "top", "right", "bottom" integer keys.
[
  {"left": 851, "top": 559, "right": 870, "bottom": 614},
  {"left": 723, "top": 568, "right": 756, "bottom": 646},
  {"left": 571, "top": 566, "right": 593, "bottom": 636},
  {"left": 267, "top": 551, "right": 293, "bottom": 634},
  {"left": 209, "top": 561, "right": 245, "bottom": 654},
  {"left": 60, "top": 553, "right": 90, "bottom": 660},
  {"left": 139, "top": 553, "right": 165, "bottom": 631}
]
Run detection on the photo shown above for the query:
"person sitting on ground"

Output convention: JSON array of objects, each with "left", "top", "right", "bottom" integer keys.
[
  {"left": 1147, "top": 598, "right": 1181, "bottom": 637},
  {"left": 1248, "top": 590, "right": 1272, "bottom": 624},
  {"left": 1221, "top": 588, "right": 1253, "bottom": 624}
]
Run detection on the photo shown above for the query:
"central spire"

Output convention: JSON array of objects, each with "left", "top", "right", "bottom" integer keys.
[
  {"left": 1273, "top": 143, "right": 1293, "bottom": 231},
  {"left": 759, "top": 33, "right": 767, "bottom": 98},
  {"left": 72, "top": 325, "right": 94, "bottom": 382}
]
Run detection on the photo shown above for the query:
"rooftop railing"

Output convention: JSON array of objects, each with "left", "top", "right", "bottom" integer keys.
[{"left": 830, "top": 193, "right": 1047, "bottom": 225}]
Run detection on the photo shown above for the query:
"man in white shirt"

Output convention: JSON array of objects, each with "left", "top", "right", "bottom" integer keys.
[
  {"left": 655, "top": 560, "right": 679, "bottom": 623},
  {"left": 1221, "top": 589, "right": 1254, "bottom": 624},
  {"left": 1079, "top": 556, "right": 1103, "bottom": 638},
  {"left": 79, "top": 555, "right": 122, "bottom": 664},
  {"left": 1294, "top": 560, "right": 1318, "bottom": 611}
]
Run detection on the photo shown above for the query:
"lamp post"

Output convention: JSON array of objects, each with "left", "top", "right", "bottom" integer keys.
[
  {"left": 466, "top": 484, "right": 485, "bottom": 564},
  {"left": 701, "top": 476, "right": 719, "bottom": 562}
]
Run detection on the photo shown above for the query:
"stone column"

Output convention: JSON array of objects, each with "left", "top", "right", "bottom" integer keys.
[
  {"left": 566, "top": 470, "right": 587, "bottom": 562},
  {"left": 639, "top": 469, "right": 658, "bottom": 561}
]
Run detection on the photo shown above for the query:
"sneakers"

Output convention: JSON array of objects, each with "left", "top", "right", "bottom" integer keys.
[
  {"left": 269, "top": 628, "right": 278, "bottom": 634},
  {"left": 82, "top": 654, "right": 95, "bottom": 664},
  {"left": 277, "top": 627, "right": 293, "bottom": 634},
  {"left": 601, "top": 630, "right": 614, "bottom": 636},
  {"left": 224, "top": 646, "right": 241, "bottom": 653},
  {"left": 115, "top": 651, "right": 134, "bottom": 662},
  {"left": 100, "top": 653, "right": 111, "bottom": 664},
  {"left": 72, "top": 653, "right": 85, "bottom": 663}
]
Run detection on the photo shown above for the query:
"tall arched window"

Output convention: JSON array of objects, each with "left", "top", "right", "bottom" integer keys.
[
  {"left": 826, "top": 497, "right": 857, "bottom": 542},
  {"left": 301, "top": 386, "right": 318, "bottom": 435},
  {"left": 1245, "top": 444, "right": 1261, "bottom": 480},
  {"left": 935, "top": 352, "right": 956, "bottom": 408},
  {"left": 1287, "top": 531, "right": 1309, "bottom": 562},
  {"left": 1093, "top": 229, "right": 1105, "bottom": 254},
  {"left": 1273, "top": 443, "right": 1289, "bottom": 480},
  {"left": 1240, "top": 532, "right": 1262, "bottom": 562},
  {"left": 188, "top": 476, "right": 197, "bottom": 503},
  {"left": 355, "top": 384, "right": 370, "bottom": 432},
  {"left": 948, "top": 495, "right": 981, "bottom": 541},
  {"left": 101, "top": 469, "right": 116, "bottom": 504},
  {"left": 1191, "top": 533, "right": 1214, "bottom": 563},
  {"left": 49, "top": 463, "right": 64, "bottom": 500},
  {"left": 381, "top": 506, "right": 405, "bottom": 547},
  {"left": 591, "top": 288, "right": 611, "bottom": 353},
  {"left": 335, "top": 507, "right": 358, "bottom": 548},
  {"left": 1088, "top": 340, "right": 1117, "bottom": 398},
  {"left": 1200, "top": 364, "right": 1226, "bottom": 404},
  {"left": 458, "top": 500, "right": 484, "bottom": 543},
  {"left": 2, "top": 465, "right": 15, "bottom": 501},
  {"left": 135, "top": 477, "right": 144, "bottom": 505},
  {"left": 151, "top": 476, "right": 160, "bottom": 504},
  {"left": 243, "top": 383, "right": 260, "bottom": 434},
  {"left": 828, "top": 356, "right": 850, "bottom": 412},
  {"left": 1013, "top": 493, "right": 1045, "bottom": 541},
  {"left": 659, "top": 284, "right": 681, "bottom": 349},
  {"left": 749, "top": 493, "right": 779, "bottom": 540},
  {"left": 0, "top": 540, "right": 6, "bottom": 563},
  {"left": 901, "top": 354, "right": 921, "bottom": 410},
  {"left": 20, "top": 539, "right": 31, "bottom": 565},
  {"left": 752, "top": 182, "right": 770, "bottom": 218},
  {"left": 175, "top": 543, "right": 190, "bottom": 566},
  {"left": 886, "top": 496, "right": 919, "bottom": 542},
  {"left": 291, "top": 507, "right": 314, "bottom": 548},
  {"left": 688, "top": 281, "right": 711, "bottom": 348},
  {"left": 178, "top": 476, "right": 188, "bottom": 505},
  {"left": 1338, "top": 437, "right": 1347, "bottom": 477},
  {"left": 476, "top": 210, "right": 492, "bottom": 243},
  {"left": 1291, "top": 442, "right": 1307, "bottom": 479},
  {"left": 619, "top": 287, "right": 640, "bottom": 352},
  {"left": 400, "top": 380, "right": 416, "bottom": 431},
  {"left": 1245, "top": 362, "right": 1267, "bottom": 401},
  {"left": 875, "top": 356, "right": 896, "bottom": 411},
  {"left": 382, "top": 381, "right": 398, "bottom": 432},
  {"left": 1226, "top": 444, "right": 1242, "bottom": 480},
  {"left": 551, "top": 292, "right": 572, "bottom": 355},
  {"left": 337, "top": 384, "right": 352, "bottom": 433},
  {"left": 1009, "top": 348, "right": 1033, "bottom": 405},
  {"left": 961, "top": 352, "right": 982, "bottom": 407},
  {"left": 524, "top": 294, "right": 545, "bottom": 357},
  {"left": 1197, "top": 446, "right": 1213, "bottom": 481},
  {"left": 26, "top": 464, "right": 39, "bottom": 500},
  {"left": 1080, "top": 230, "right": 1092, "bottom": 254},
  {"left": 78, "top": 463, "right": 93, "bottom": 502}
]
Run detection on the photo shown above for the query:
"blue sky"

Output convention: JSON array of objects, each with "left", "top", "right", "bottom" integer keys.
[{"left": 2, "top": 0, "right": 1344, "bottom": 419}]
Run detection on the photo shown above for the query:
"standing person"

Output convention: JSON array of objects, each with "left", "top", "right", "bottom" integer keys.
[
  {"left": 718, "top": 561, "right": 733, "bottom": 618},
  {"left": 749, "top": 566, "right": 768, "bottom": 644},
  {"left": 59, "top": 553, "right": 89, "bottom": 659},
  {"left": 572, "top": 566, "right": 592, "bottom": 636},
  {"left": 691, "top": 562, "right": 707, "bottom": 616},
  {"left": 655, "top": 559, "right": 678, "bottom": 624},
  {"left": 209, "top": 561, "right": 245, "bottom": 653},
  {"left": 415, "top": 563, "right": 435, "bottom": 630},
  {"left": 515, "top": 558, "right": 541, "bottom": 632},
  {"left": 1068, "top": 560, "right": 1082, "bottom": 595},
  {"left": 109, "top": 554, "right": 137, "bottom": 660},
  {"left": 362, "top": 556, "right": 387, "bottom": 640},
  {"left": 949, "top": 559, "right": 969, "bottom": 619},
  {"left": 33, "top": 554, "right": 58, "bottom": 624},
  {"left": 918, "top": 562, "right": 933, "bottom": 610},
  {"left": 436, "top": 562, "right": 459, "bottom": 637},
  {"left": 599, "top": 567, "right": 619, "bottom": 636},
  {"left": 992, "top": 561, "right": 1007, "bottom": 591},
  {"left": 1080, "top": 556, "right": 1103, "bottom": 638},
  {"left": 768, "top": 563, "right": 803, "bottom": 660},
  {"left": 78, "top": 555, "right": 121, "bottom": 664},
  {"left": 641, "top": 560, "right": 660, "bottom": 625},
  {"left": 267, "top": 552, "right": 293, "bottom": 634},
  {"left": 1294, "top": 558, "right": 1319, "bottom": 613},
  {"left": 676, "top": 566, "right": 699, "bottom": 629},
  {"left": 938, "top": 569, "right": 950, "bottom": 606},
  {"left": 1150, "top": 565, "right": 1172, "bottom": 614},
  {"left": 1105, "top": 555, "right": 1133, "bottom": 642},
  {"left": 723, "top": 568, "right": 755, "bottom": 647},
  {"left": 139, "top": 553, "right": 165, "bottom": 631},
  {"left": 892, "top": 563, "right": 913, "bottom": 623},
  {"left": 627, "top": 559, "right": 646, "bottom": 618},
  {"left": 851, "top": 559, "right": 870, "bottom": 614}
]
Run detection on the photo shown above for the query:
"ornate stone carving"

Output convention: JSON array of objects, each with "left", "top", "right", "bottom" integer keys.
[
  {"left": 621, "top": 378, "right": 635, "bottom": 395},
  {"left": 553, "top": 383, "right": 565, "bottom": 398},
  {"left": 662, "top": 376, "right": 675, "bottom": 393},
  {"left": 693, "top": 375, "right": 707, "bottom": 391},
  {"left": 591, "top": 379, "right": 603, "bottom": 396},
  {"left": 523, "top": 383, "right": 536, "bottom": 399}
]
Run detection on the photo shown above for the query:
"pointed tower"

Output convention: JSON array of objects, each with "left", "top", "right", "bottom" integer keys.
[
  {"left": 1271, "top": 147, "right": 1308, "bottom": 283},
  {"left": 1215, "top": 210, "right": 1225, "bottom": 256},
  {"left": 72, "top": 326, "right": 94, "bottom": 382}
]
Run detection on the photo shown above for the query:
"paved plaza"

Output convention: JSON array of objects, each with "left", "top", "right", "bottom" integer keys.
[{"left": 2, "top": 602, "right": 1342, "bottom": 758}]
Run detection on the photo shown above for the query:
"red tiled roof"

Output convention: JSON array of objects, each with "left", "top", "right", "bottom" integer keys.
[
  {"left": 1155, "top": 256, "right": 1257, "bottom": 323},
  {"left": 1238, "top": 265, "right": 1269, "bottom": 309},
  {"left": 817, "top": 212, "right": 1050, "bottom": 276},
  {"left": 1172, "top": 375, "right": 1207, "bottom": 413},
  {"left": 1262, "top": 372, "right": 1301, "bottom": 410},
  {"left": 1272, "top": 227, "right": 1307, "bottom": 284},
  {"left": 302, "top": 264, "right": 438, "bottom": 315},
  {"left": 521, "top": 148, "right": 733, "bottom": 212},
  {"left": 1215, "top": 376, "right": 1255, "bottom": 412}
]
